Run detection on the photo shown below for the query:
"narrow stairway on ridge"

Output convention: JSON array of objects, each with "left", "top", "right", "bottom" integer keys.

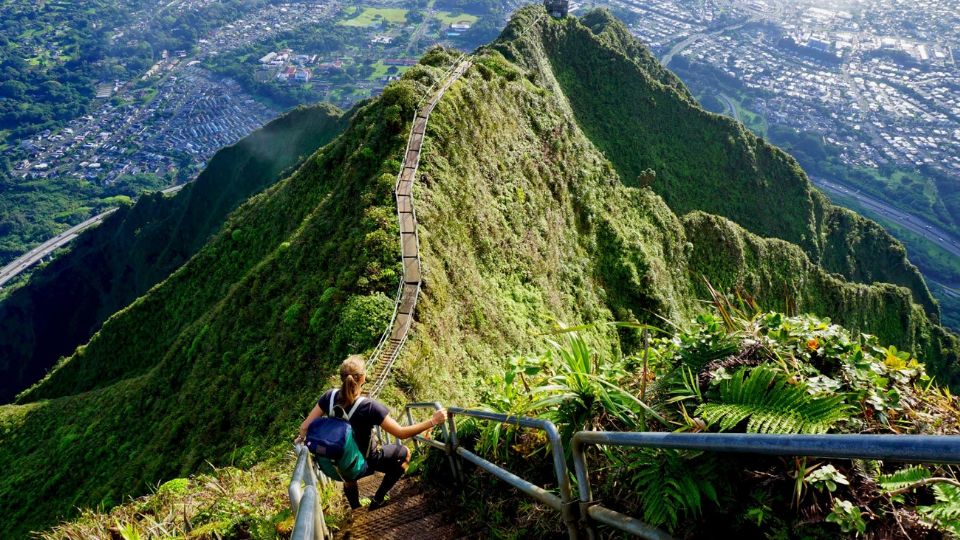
[
  {"left": 335, "top": 57, "right": 472, "bottom": 539},
  {"left": 363, "top": 57, "right": 471, "bottom": 398}
]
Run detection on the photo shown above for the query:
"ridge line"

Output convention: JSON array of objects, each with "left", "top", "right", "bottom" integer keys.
[{"left": 365, "top": 56, "right": 472, "bottom": 398}]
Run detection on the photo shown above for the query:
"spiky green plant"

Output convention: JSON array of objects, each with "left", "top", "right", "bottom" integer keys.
[
  {"left": 697, "top": 367, "right": 853, "bottom": 433},
  {"left": 529, "top": 334, "right": 666, "bottom": 438}
]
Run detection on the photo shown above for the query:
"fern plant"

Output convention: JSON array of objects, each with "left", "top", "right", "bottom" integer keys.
[
  {"left": 611, "top": 447, "right": 720, "bottom": 531},
  {"left": 876, "top": 465, "right": 931, "bottom": 491},
  {"left": 697, "top": 367, "right": 852, "bottom": 433},
  {"left": 878, "top": 466, "right": 960, "bottom": 538},
  {"left": 921, "top": 484, "right": 960, "bottom": 538}
]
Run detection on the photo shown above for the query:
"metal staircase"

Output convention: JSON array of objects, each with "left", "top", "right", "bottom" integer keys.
[{"left": 364, "top": 56, "right": 471, "bottom": 399}]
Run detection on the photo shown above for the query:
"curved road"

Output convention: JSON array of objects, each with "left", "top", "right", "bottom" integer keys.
[
  {"left": 0, "top": 209, "right": 117, "bottom": 288},
  {"left": 0, "top": 182, "right": 188, "bottom": 289},
  {"left": 812, "top": 176, "right": 960, "bottom": 259},
  {"left": 719, "top": 93, "right": 741, "bottom": 122}
]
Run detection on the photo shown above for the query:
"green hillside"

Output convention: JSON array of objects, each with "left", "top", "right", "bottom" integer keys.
[
  {"left": 0, "top": 104, "right": 346, "bottom": 404},
  {"left": 1, "top": 7, "right": 957, "bottom": 538}
]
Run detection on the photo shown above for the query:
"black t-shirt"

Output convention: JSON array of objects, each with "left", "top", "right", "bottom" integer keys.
[{"left": 318, "top": 389, "right": 390, "bottom": 457}]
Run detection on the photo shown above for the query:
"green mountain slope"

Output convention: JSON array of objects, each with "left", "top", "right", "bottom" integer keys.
[
  {"left": 1, "top": 8, "right": 957, "bottom": 538},
  {"left": 503, "top": 9, "right": 938, "bottom": 320},
  {"left": 0, "top": 104, "right": 346, "bottom": 404}
]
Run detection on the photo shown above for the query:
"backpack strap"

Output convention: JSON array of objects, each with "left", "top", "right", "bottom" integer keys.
[
  {"left": 345, "top": 396, "right": 365, "bottom": 421},
  {"left": 329, "top": 389, "right": 365, "bottom": 421}
]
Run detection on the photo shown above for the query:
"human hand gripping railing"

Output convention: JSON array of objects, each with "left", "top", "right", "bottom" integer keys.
[
  {"left": 289, "top": 444, "right": 331, "bottom": 540},
  {"left": 570, "top": 432, "right": 960, "bottom": 540}
]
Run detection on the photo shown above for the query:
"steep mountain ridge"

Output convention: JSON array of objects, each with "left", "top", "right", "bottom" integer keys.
[
  {"left": 0, "top": 8, "right": 957, "bottom": 538},
  {"left": 501, "top": 9, "right": 938, "bottom": 320},
  {"left": 0, "top": 104, "right": 346, "bottom": 404}
]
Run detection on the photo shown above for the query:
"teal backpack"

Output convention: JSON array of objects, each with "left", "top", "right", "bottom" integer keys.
[{"left": 305, "top": 390, "right": 368, "bottom": 481}]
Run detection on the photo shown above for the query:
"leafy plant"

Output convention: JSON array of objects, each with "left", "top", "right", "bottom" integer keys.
[
  {"left": 826, "top": 499, "right": 866, "bottom": 535},
  {"left": 529, "top": 334, "right": 666, "bottom": 437},
  {"left": 920, "top": 483, "right": 960, "bottom": 537},
  {"left": 697, "top": 367, "right": 852, "bottom": 433},
  {"left": 806, "top": 464, "right": 849, "bottom": 493},
  {"left": 614, "top": 448, "right": 720, "bottom": 530}
]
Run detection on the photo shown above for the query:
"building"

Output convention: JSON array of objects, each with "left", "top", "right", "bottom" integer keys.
[{"left": 544, "top": 0, "right": 568, "bottom": 18}]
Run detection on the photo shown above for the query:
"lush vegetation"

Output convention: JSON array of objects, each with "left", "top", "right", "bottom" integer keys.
[
  {"left": 449, "top": 306, "right": 960, "bottom": 538},
  {"left": 672, "top": 55, "right": 960, "bottom": 333},
  {"left": 497, "top": 9, "right": 939, "bottom": 322},
  {"left": 0, "top": 172, "right": 168, "bottom": 264},
  {"left": 0, "top": 104, "right": 346, "bottom": 404},
  {"left": 0, "top": 54, "right": 443, "bottom": 537},
  {"left": 36, "top": 449, "right": 348, "bottom": 540},
  {"left": 2, "top": 7, "right": 957, "bottom": 539}
]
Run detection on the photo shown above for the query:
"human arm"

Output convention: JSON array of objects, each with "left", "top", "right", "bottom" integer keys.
[
  {"left": 295, "top": 403, "right": 325, "bottom": 444},
  {"left": 380, "top": 409, "right": 447, "bottom": 440}
]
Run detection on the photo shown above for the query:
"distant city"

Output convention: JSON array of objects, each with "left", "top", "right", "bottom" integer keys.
[
  {"left": 3, "top": 0, "right": 958, "bottom": 324},
  {"left": 12, "top": 1, "right": 339, "bottom": 186},
  {"left": 600, "top": 0, "right": 959, "bottom": 176}
]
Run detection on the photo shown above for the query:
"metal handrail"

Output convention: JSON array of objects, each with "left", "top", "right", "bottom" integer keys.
[
  {"left": 405, "top": 401, "right": 461, "bottom": 480},
  {"left": 366, "top": 55, "right": 470, "bottom": 398},
  {"left": 571, "top": 432, "right": 960, "bottom": 539},
  {"left": 422, "top": 406, "right": 580, "bottom": 540},
  {"left": 289, "top": 444, "right": 331, "bottom": 540}
]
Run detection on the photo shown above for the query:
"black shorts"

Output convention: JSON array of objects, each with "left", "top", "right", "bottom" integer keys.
[{"left": 360, "top": 443, "right": 409, "bottom": 478}]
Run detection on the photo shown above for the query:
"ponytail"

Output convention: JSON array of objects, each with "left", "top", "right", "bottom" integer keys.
[{"left": 338, "top": 355, "right": 366, "bottom": 407}]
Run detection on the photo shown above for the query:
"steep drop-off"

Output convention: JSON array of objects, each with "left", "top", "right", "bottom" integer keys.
[
  {"left": 500, "top": 9, "right": 939, "bottom": 320},
  {"left": 0, "top": 105, "right": 345, "bottom": 404},
  {"left": 1, "top": 9, "right": 957, "bottom": 538}
]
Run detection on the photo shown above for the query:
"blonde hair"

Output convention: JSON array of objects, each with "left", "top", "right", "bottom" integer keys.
[{"left": 338, "top": 355, "right": 366, "bottom": 406}]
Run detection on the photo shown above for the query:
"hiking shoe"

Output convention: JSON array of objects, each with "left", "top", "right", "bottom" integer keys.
[{"left": 367, "top": 497, "right": 391, "bottom": 510}]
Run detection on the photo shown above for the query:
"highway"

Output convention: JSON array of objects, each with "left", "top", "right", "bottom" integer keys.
[
  {"left": 811, "top": 176, "right": 960, "bottom": 260},
  {"left": 719, "top": 93, "right": 741, "bottom": 122},
  {"left": 0, "top": 208, "right": 118, "bottom": 288},
  {"left": 0, "top": 183, "right": 187, "bottom": 289}
]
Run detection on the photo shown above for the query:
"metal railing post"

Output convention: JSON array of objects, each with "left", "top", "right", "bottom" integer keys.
[
  {"left": 544, "top": 421, "right": 579, "bottom": 540},
  {"left": 446, "top": 411, "right": 463, "bottom": 483},
  {"left": 571, "top": 436, "right": 598, "bottom": 540}
]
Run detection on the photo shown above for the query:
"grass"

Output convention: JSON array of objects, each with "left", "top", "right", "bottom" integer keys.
[
  {"left": 338, "top": 6, "right": 409, "bottom": 27},
  {"left": 433, "top": 11, "right": 478, "bottom": 26},
  {"left": 36, "top": 451, "right": 349, "bottom": 540},
  {"left": 725, "top": 90, "right": 767, "bottom": 136}
]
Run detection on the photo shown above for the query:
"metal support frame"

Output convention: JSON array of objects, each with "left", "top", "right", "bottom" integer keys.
[
  {"left": 405, "top": 401, "right": 460, "bottom": 480},
  {"left": 289, "top": 444, "right": 331, "bottom": 540},
  {"left": 415, "top": 405, "right": 579, "bottom": 540},
  {"left": 571, "top": 432, "right": 960, "bottom": 539}
]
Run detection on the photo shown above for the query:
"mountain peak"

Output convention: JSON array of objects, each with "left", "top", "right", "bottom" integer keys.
[{"left": 1, "top": 9, "right": 957, "bottom": 537}]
